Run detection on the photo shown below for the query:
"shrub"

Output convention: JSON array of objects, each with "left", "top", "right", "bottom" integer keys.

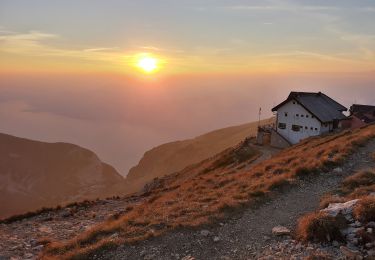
[
  {"left": 295, "top": 167, "right": 312, "bottom": 177},
  {"left": 353, "top": 196, "right": 375, "bottom": 223},
  {"left": 296, "top": 212, "right": 346, "bottom": 242},
  {"left": 342, "top": 170, "right": 375, "bottom": 191}
]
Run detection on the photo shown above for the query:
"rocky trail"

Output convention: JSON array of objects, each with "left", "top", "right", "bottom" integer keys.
[
  {"left": 94, "top": 139, "right": 375, "bottom": 260},
  {"left": 0, "top": 195, "right": 142, "bottom": 259}
]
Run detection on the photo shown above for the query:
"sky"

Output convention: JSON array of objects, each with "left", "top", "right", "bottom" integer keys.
[{"left": 0, "top": 0, "right": 374, "bottom": 175}]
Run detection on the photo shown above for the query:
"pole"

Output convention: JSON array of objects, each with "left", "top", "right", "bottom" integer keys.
[{"left": 258, "top": 107, "right": 261, "bottom": 127}]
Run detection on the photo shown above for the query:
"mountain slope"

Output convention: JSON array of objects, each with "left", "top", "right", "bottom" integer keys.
[
  {"left": 126, "top": 117, "right": 274, "bottom": 190},
  {"left": 40, "top": 124, "right": 375, "bottom": 259},
  {"left": 0, "top": 133, "right": 125, "bottom": 218}
]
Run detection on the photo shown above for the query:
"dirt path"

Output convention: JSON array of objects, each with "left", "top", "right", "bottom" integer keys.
[
  {"left": 245, "top": 145, "right": 281, "bottom": 169},
  {"left": 95, "top": 139, "right": 375, "bottom": 260}
]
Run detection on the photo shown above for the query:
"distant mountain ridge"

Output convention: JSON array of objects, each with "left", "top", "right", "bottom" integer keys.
[
  {"left": 126, "top": 117, "right": 274, "bottom": 190},
  {"left": 0, "top": 133, "right": 125, "bottom": 218}
]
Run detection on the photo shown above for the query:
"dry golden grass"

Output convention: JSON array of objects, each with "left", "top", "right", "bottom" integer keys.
[
  {"left": 296, "top": 212, "right": 346, "bottom": 242},
  {"left": 41, "top": 124, "right": 375, "bottom": 259},
  {"left": 353, "top": 196, "right": 375, "bottom": 223}
]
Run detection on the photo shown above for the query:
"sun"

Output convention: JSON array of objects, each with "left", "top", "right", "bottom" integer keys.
[{"left": 137, "top": 56, "right": 158, "bottom": 73}]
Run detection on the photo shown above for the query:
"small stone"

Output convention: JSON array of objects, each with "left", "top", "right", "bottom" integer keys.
[
  {"left": 33, "top": 245, "right": 44, "bottom": 251},
  {"left": 340, "top": 246, "right": 362, "bottom": 259},
  {"left": 272, "top": 226, "right": 291, "bottom": 236},
  {"left": 333, "top": 167, "right": 343, "bottom": 173},
  {"left": 38, "top": 226, "right": 52, "bottom": 233},
  {"left": 213, "top": 236, "right": 220, "bottom": 242},
  {"left": 367, "top": 228, "right": 373, "bottom": 234},
  {"left": 367, "top": 222, "right": 375, "bottom": 228},
  {"left": 60, "top": 208, "right": 72, "bottom": 218},
  {"left": 263, "top": 235, "right": 271, "bottom": 241},
  {"left": 332, "top": 241, "right": 339, "bottom": 247},
  {"left": 109, "top": 233, "right": 119, "bottom": 240},
  {"left": 200, "top": 230, "right": 210, "bottom": 237}
]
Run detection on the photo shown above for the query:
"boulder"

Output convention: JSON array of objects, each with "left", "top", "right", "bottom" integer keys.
[{"left": 321, "top": 199, "right": 359, "bottom": 217}]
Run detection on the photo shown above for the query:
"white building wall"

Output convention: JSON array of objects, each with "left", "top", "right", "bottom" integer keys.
[{"left": 276, "top": 100, "right": 322, "bottom": 144}]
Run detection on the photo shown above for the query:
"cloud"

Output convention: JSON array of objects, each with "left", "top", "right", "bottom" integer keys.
[
  {"left": 0, "top": 29, "right": 126, "bottom": 64},
  {"left": 325, "top": 26, "right": 375, "bottom": 60},
  {"left": 226, "top": 5, "right": 340, "bottom": 12}
]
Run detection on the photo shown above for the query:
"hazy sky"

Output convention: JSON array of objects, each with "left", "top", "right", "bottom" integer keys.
[
  {"left": 0, "top": 1, "right": 374, "bottom": 174},
  {"left": 1, "top": 0, "right": 375, "bottom": 74}
]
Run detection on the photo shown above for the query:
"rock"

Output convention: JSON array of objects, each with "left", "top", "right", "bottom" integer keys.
[
  {"left": 367, "top": 228, "right": 373, "bottom": 234},
  {"left": 368, "top": 249, "right": 375, "bottom": 256},
  {"left": 181, "top": 255, "right": 195, "bottom": 260},
  {"left": 109, "top": 233, "right": 119, "bottom": 240},
  {"left": 60, "top": 208, "right": 72, "bottom": 218},
  {"left": 367, "top": 222, "right": 375, "bottom": 228},
  {"left": 200, "top": 230, "right": 210, "bottom": 237},
  {"left": 140, "top": 250, "right": 147, "bottom": 257},
  {"left": 213, "top": 236, "right": 220, "bottom": 242},
  {"left": 38, "top": 226, "right": 52, "bottom": 233},
  {"left": 33, "top": 245, "right": 44, "bottom": 251},
  {"left": 333, "top": 241, "right": 340, "bottom": 247},
  {"left": 333, "top": 167, "right": 343, "bottom": 173},
  {"left": 263, "top": 235, "right": 271, "bottom": 241},
  {"left": 321, "top": 199, "right": 359, "bottom": 217},
  {"left": 350, "top": 221, "right": 362, "bottom": 228},
  {"left": 144, "top": 254, "right": 155, "bottom": 260},
  {"left": 272, "top": 226, "right": 291, "bottom": 236},
  {"left": 340, "top": 246, "right": 362, "bottom": 259}
]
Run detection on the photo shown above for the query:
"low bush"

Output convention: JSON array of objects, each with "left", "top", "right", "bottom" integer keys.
[
  {"left": 342, "top": 170, "right": 375, "bottom": 191},
  {"left": 296, "top": 212, "right": 346, "bottom": 242}
]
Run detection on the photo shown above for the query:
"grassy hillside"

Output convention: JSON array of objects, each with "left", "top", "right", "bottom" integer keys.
[
  {"left": 42, "top": 124, "right": 375, "bottom": 259},
  {"left": 126, "top": 117, "right": 274, "bottom": 191},
  {"left": 0, "top": 133, "right": 125, "bottom": 219}
]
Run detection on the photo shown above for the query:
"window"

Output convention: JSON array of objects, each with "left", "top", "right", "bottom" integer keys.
[
  {"left": 315, "top": 128, "right": 318, "bottom": 131},
  {"left": 284, "top": 112, "right": 288, "bottom": 117},
  {"left": 293, "top": 101, "right": 296, "bottom": 104},
  {"left": 305, "top": 126, "right": 308, "bottom": 129},
  {"left": 306, "top": 115, "right": 309, "bottom": 118},
  {"left": 278, "top": 123, "right": 286, "bottom": 129},
  {"left": 292, "top": 125, "right": 301, "bottom": 132},
  {"left": 301, "top": 115, "right": 304, "bottom": 117},
  {"left": 296, "top": 114, "right": 299, "bottom": 117},
  {"left": 310, "top": 127, "right": 313, "bottom": 130},
  {"left": 312, "top": 115, "right": 315, "bottom": 119}
]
